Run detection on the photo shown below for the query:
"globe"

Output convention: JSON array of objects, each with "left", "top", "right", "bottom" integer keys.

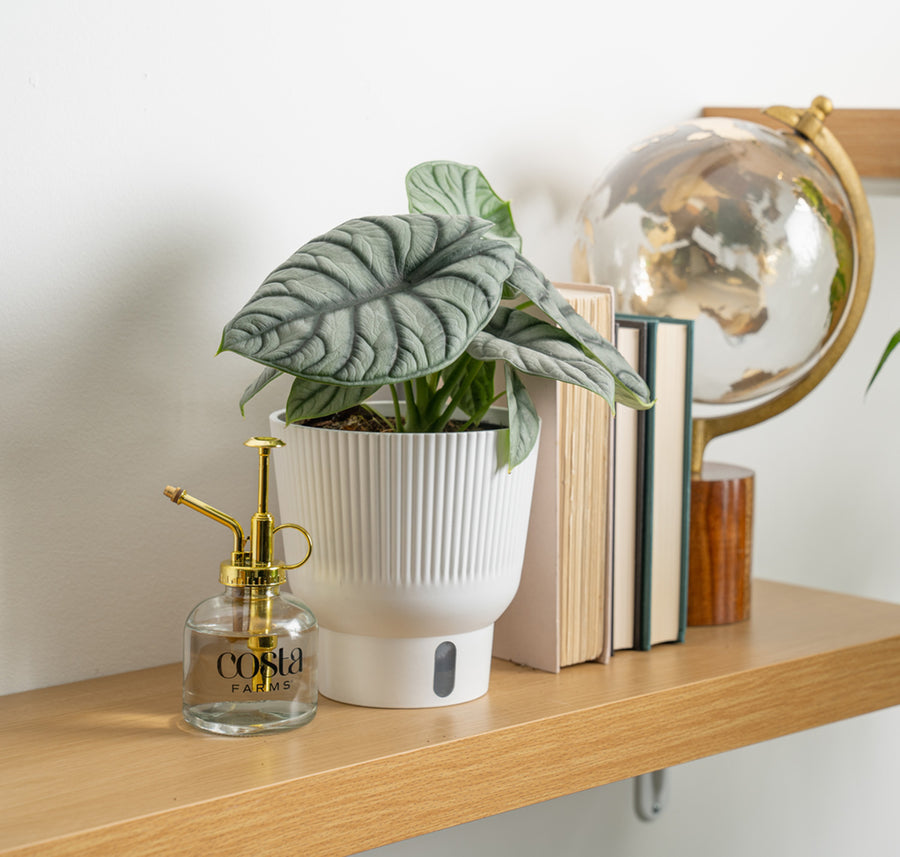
[{"left": 573, "top": 116, "right": 857, "bottom": 405}]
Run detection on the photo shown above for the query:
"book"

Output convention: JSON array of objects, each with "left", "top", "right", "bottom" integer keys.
[
  {"left": 616, "top": 314, "right": 693, "bottom": 649},
  {"left": 493, "top": 283, "right": 615, "bottom": 672},
  {"left": 610, "top": 318, "right": 649, "bottom": 651}
]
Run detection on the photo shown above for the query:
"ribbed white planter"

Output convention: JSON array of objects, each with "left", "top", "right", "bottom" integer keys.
[{"left": 270, "top": 404, "right": 539, "bottom": 708}]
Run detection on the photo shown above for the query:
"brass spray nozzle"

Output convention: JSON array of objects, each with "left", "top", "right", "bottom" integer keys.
[{"left": 163, "top": 484, "right": 246, "bottom": 556}]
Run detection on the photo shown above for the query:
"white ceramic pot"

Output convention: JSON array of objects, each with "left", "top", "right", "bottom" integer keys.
[{"left": 270, "top": 403, "right": 539, "bottom": 708}]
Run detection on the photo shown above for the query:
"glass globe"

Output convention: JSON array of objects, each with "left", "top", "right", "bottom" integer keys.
[{"left": 573, "top": 117, "right": 857, "bottom": 405}]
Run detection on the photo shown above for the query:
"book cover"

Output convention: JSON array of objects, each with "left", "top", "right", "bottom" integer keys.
[
  {"left": 610, "top": 317, "right": 649, "bottom": 651},
  {"left": 493, "top": 283, "right": 615, "bottom": 671},
  {"left": 617, "top": 315, "right": 693, "bottom": 649}
]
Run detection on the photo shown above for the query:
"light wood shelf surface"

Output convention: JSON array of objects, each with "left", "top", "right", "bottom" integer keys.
[
  {"left": 3, "top": 580, "right": 900, "bottom": 857},
  {"left": 701, "top": 106, "right": 900, "bottom": 178}
]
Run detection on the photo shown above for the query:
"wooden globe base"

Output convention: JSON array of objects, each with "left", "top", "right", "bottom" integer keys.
[{"left": 688, "top": 462, "right": 754, "bottom": 626}]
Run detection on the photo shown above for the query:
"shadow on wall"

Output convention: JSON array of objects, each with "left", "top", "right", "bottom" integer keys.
[{"left": 503, "top": 162, "right": 599, "bottom": 279}]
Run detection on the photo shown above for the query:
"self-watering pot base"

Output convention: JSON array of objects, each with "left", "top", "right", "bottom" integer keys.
[
  {"left": 272, "top": 405, "right": 539, "bottom": 710},
  {"left": 318, "top": 626, "right": 494, "bottom": 708}
]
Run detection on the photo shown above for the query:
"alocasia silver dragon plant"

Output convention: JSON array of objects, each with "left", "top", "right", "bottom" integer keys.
[{"left": 220, "top": 160, "right": 652, "bottom": 468}]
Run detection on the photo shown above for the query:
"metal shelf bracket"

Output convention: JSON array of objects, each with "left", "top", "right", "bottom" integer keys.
[{"left": 634, "top": 769, "right": 669, "bottom": 821}]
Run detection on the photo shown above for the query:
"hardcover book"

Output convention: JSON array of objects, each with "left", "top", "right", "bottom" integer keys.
[
  {"left": 616, "top": 314, "right": 694, "bottom": 650},
  {"left": 493, "top": 283, "right": 615, "bottom": 671},
  {"left": 610, "top": 318, "right": 649, "bottom": 651}
]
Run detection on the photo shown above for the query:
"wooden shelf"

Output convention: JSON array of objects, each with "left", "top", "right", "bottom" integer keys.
[
  {"left": 701, "top": 105, "right": 900, "bottom": 178},
  {"left": 3, "top": 580, "right": 900, "bottom": 857}
]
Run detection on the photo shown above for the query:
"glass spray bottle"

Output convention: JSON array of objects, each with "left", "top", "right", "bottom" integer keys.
[{"left": 164, "top": 437, "right": 317, "bottom": 736}]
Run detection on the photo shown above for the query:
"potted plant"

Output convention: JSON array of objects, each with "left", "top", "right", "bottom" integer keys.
[{"left": 219, "top": 161, "right": 651, "bottom": 707}]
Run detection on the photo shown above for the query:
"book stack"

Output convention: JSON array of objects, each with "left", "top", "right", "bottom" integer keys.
[{"left": 493, "top": 287, "right": 693, "bottom": 671}]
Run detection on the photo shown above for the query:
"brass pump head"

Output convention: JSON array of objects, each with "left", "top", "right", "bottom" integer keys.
[{"left": 164, "top": 437, "right": 312, "bottom": 587}]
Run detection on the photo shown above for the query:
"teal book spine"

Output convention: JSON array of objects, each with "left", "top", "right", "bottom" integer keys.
[{"left": 637, "top": 319, "right": 657, "bottom": 651}]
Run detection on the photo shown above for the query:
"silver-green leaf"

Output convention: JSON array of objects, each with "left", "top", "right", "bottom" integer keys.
[
  {"left": 239, "top": 366, "right": 282, "bottom": 415},
  {"left": 285, "top": 377, "right": 381, "bottom": 423},
  {"left": 504, "top": 364, "right": 540, "bottom": 470},
  {"left": 467, "top": 307, "right": 617, "bottom": 405},
  {"left": 406, "top": 161, "right": 522, "bottom": 252},
  {"left": 507, "top": 256, "right": 653, "bottom": 410},
  {"left": 220, "top": 214, "right": 516, "bottom": 386}
]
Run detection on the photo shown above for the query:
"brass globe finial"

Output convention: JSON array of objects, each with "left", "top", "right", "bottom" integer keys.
[{"left": 795, "top": 95, "right": 834, "bottom": 141}]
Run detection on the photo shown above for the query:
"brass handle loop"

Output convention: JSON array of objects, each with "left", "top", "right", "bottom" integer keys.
[{"left": 274, "top": 523, "right": 313, "bottom": 570}]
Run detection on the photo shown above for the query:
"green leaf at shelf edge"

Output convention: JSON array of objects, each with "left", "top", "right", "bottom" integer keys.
[{"left": 867, "top": 329, "right": 900, "bottom": 393}]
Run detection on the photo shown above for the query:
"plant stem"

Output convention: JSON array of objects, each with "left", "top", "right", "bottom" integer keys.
[
  {"left": 394, "top": 356, "right": 500, "bottom": 433},
  {"left": 363, "top": 400, "right": 394, "bottom": 430},
  {"left": 416, "top": 376, "right": 431, "bottom": 410},
  {"left": 390, "top": 384, "right": 403, "bottom": 427},
  {"left": 420, "top": 355, "right": 471, "bottom": 428},
  {"left": 433, "top": 358, "right": 488, "bottom": 432},
  {"left": 402, "top": 380, "right": 421, "bottom": 431},
  {"left": 459, "top": 391, "right": 504, "bottom": 432}
]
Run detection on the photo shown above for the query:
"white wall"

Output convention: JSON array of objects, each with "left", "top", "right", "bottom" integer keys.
[{"left": 2, "top": 2, "right": 898, "bottom": 854}]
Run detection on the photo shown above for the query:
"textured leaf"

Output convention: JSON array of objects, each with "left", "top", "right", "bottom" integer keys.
[
  {"left": 220, "top": 214, "right": 516, "bottom": 386},
  {"left": 507, "top": 256, "right": 653, "bottom": 410},
  {"left": 285, "top": 377, "right": 381, "bottom": 423},
  {"left": 239, "top": 366, "right": 282, "bottom": 415},
  {"left": 504, "top": 364, "right": 540, "bottom": 470},
  {"left": 467, "top": 307, "right": 616, "bottom": 405},
  {"left": 406, "top": 161, "right": 522, "bottom": 252}
]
